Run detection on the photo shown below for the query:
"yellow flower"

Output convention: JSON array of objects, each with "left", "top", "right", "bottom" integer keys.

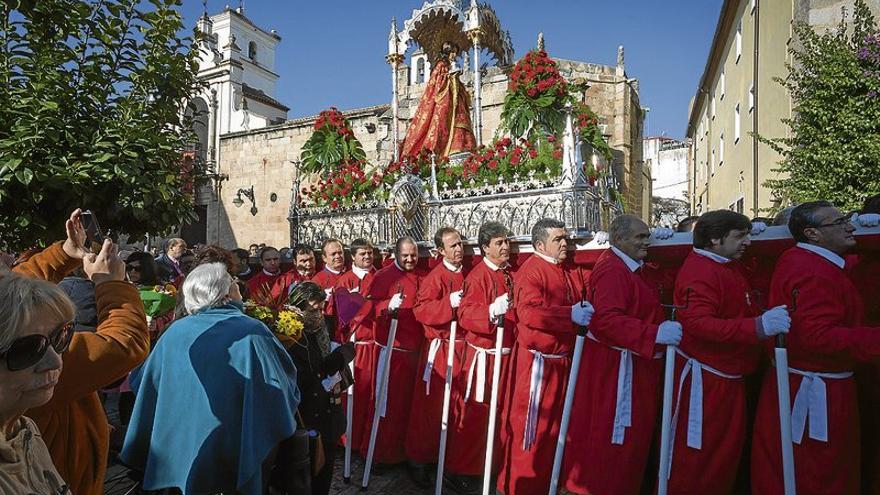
[
  {"left": 246, "top": 304, "right": 275, "bottom": 322},
  {"left": 275, "top": 310, "right": 304, "bottom": 340}
]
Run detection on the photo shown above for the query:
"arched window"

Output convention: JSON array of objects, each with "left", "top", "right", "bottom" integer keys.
[
  {"left": 248, "top": 41, "right": 257, "bottom": 62},
  {"left": 416, "top": 58, "right": 425, "bottom": 84}
]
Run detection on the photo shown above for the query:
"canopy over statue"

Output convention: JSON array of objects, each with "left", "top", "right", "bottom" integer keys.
[{"left": 400, "top": 43, "right": 476, "bottom": 159}]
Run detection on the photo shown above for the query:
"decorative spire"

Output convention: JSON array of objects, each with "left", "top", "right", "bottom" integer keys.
[
  {"left": 388, "top": 17, "right": 400, "bottom": 56},
  {"left": 537, "top": 32, "right": 545, "bottom": 51}
]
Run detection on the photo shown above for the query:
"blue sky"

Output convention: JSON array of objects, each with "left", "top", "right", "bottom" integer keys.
[{"left": 181, "top": 1, "right": 722, "bottom": 140}]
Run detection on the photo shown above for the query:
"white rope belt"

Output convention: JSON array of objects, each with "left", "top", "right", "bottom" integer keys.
[
  {"left": 373, "top": 342, "right": 415, "bottom": 417},
  {"left": 523, "top": 348, "right": 567, "bottom": 451},
  {"left": 465, "top": 342, "right": 511, "bottom": 404},
  {"left": 421, "top": 337, "right": 465, "bottom": 395},
  {"left": 667, "top": 348, "right": 742, "bottom": 477},
  {"left": 788, "top": 366, "right": 853, "bottom": 444},
  {"left": 586, "top": 331, "right": 662, "bottom": 445}
]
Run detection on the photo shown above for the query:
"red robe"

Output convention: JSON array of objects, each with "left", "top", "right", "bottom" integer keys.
[
  {"left": 335, "top": 268, "right": 375, "bottom": 453},
  {"left": 563, "top": 249, "right": 664, "bottom": 495},
  {"left": 751, "top": 245, "right": 880, "bottom": 495},
  {"left": 405, "top": 261, "right": 466, "bottom": 464},
  {"left": 358, "top": 263, "right": 422, "bottom": 464},
  {"left": 245, "top": 269, "right": 299, "bottom": 302},
  {"left": 445, "top": 259, "right": 516, "bottom": 476},
  {"left": 668, "top": 251, "right": 763, "bottom": 494},
  {"left": 496, "top": 255, "right": 585, "bottom": 495},
  {"left": 312, "top": 267, "right": 345, "bottom": 338}
]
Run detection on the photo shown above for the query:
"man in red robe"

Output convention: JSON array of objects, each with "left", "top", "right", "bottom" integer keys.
[
  {"left": 334, "top": 238, "right": 376, "bottom": 454},
  {"left": 245, "top": 246, "right": 299, "bottom": 301},
  {"left": 292, "top": 244, "right": 316, "bottom": 280},
  {"left": 563, "top": 215, "right": 681, "bottom": 495},
  {"left": 668, "top": 210, "right": 789, "bottom": 493},
  {"left": 444, "top": 221, "right": 515, "bottom": 495},
  {"left": 405, "top": 227, "right": 466, "bottom": 485},
  {"left": 311, "top": 238, "right": 346, "bottom": 337},
  {"left": 751, "top": 201, "right": 880, "bottom": 495},
  {"left": 496, "top": 218, "right": 592, "bottom": 495},
  {"left": 359, "top": 236, "right": 423, "bottom": 465}
]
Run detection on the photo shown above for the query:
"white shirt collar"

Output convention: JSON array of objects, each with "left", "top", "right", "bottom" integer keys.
[
  {"left": 262, "top": 268, "right": 281, "bottom": 277},
  {"left": 442, "top": 259, "right": 463, "bottom": 273},
  {"left": 797, "top": 242, "right": 846, "bottom": 270},
  {"left": 533, "top": 251, "right": 559, "bottom": 265},
  {"left": 324, "top": 266, "right": 342, "bottom": 275},
  {"left": 693, "top": 248, "right": 731, "bottom": 264},
  {"left": 393, "top": 260, "right": 406, "bottom": 272},
  {"left": 483, "top": 257, "right": 508, "bottom": 272},
  {"left": 611, "top": 246, "right": 643, "bottom": 272},
  {"left": 352, "top": 264, "right": 371, "bottom": 279}
]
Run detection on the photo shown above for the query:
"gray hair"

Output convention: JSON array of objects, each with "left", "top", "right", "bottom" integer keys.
[
  {"left": 609, "top": 214, "right": 647, "bottom": 245},
  {"left": 478, "top": 221, "right": 509, "bottom": 249},
  {"left": 531, "top": 218, "right": 565, "bottom": 248},
  {"left": 182, "top": 262, "right": 233, "bottom": 315},
  {"left": 166, "top": 237, "right": 186, "bottom": 252},
  {"left": 0, "top": 274, "right": 75, "bottom": 351}
]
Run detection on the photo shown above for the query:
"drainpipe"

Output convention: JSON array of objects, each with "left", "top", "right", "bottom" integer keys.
[{"left": 752, "top": 0, "right": 760, "bottom": 216}]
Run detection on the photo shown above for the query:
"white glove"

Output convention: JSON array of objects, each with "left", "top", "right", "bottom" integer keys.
[
  {"left": 651, "top": 227, "right": 674, "bottom": 240},
  {"left": 853, "top": 213, "right": 880, "bottom": 228},
  {"left": 324, "top": 287, "right": 332, "bottom": 301},
  {"left": 750, "top": 221, "right": 767, "bottom": 236},
  {"left": 592, "top": 231, "right": 609, "bottom": 245},
  {"left": 656, "top": 321, "right": 682, "bottom": 345},
  {"left": 449, "top": 290, "right": 463, "bottom": 309},
  {"left": 488, "top": 293, "right": 509, "bottom": 320},
  {"left": 570, "top": 301, "right": 595, "bottom": 327},
  {"left": 761, "top": 305, "right": 791, "bottom": 337},
  {"left": 349, "top": 287, "right": 360, "bottom": 294},
  {"left": 388, "top": 293, "right": 404, "bottom": 312}
]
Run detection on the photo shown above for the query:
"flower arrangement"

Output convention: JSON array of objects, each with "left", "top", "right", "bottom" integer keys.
[
  {"left": 500, "top": 49, "right": 571, "bottom": 139},
  {"left": 244, "top": 283, "right": 306, "bottom": 340},
  {"left": 300, "top": 159, "right": 381, "bottom": 208},
  {"left": 299, "top": 107, "right": 367, "bottom": 176}
]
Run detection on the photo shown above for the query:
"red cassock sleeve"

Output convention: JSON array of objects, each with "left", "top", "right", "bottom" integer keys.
[
  {"left": 676, "top": 261, "right": 760, "bottom": 345},
  {"left": 590, "top": 262, "right": 659, "bottom": 358},
  {"left": 413, "top": 269, "right": 455, "bottom": 327},
  {"left": 458, "top": 267, "right": 496, "bottom": 337},
  {"left": 776, "top": 269, "right": 880, "bottom": 363},
  {"left": 514, "top": 262, "right": 574, "bottom": 335}
]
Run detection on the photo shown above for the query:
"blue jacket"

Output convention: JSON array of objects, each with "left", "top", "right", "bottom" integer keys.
[{"left": 121, "top": 303, "right": 300, "bottom": 495}]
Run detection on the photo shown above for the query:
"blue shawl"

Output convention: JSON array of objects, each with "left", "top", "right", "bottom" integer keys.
[{"left": 120, "top": 303, "right": 300, "bottom": 495}]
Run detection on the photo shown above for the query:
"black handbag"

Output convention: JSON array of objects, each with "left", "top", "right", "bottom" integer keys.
[{"left": 269, "top": 427, "right": 311, "bottom": 494}]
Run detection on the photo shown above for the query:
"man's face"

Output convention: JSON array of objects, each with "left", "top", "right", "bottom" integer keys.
[
  {"left": 296, "top": 252, "right": 315, "bottom": 276},
  {"left": 711, "top": 228, "right": 751, "bottom": 260},
  {"left": 439, "top": 232, "right": 464, "bottom": 266},
  {"left": 323, "top": 242, "right": 345, "bottom": 271},
  {"left": 614, "top": 221, "right": 651, "bottom": 261},
  {"left": 352, "top": 247, "right": 374, "bottom": 270},
  {"left": 168, "top": 243, "right": 186, "bottom": 259},
  {"left": 483, "top": 235, "right": 510, "bottom": 266},
  {"left": 536, "top": 227, "right": 569, "bottom": 262},
  {"left": 397, "top": 242, "right": 418, "bottom": 271},
  {"left": 805, "top": 206, "right": 856, "bottom": 254},
  {"left": 261, "top": 249, "right": 281, "bottom": 274},
  {"left": 249, "top": 245, "right": 259, "bottom": 256}
]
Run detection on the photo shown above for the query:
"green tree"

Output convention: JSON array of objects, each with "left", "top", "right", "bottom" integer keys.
[
  {"left": 761, "top": 0, "right": 880, "bottom": 212},
  {"left": 0, "top": 0, "right": 203, "bottom": 249}
]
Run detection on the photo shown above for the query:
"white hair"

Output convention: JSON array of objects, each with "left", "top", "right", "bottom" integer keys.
[
  {"left": 182, "top": 262, "right": 233, "bottom": 315},
  {"left": 0, "top": 274, "right": 75, "bottom": 351}
]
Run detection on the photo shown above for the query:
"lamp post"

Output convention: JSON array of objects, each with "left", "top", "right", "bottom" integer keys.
[
  {"left": 466, "top": 0, "right": 483, "bottom": 147},
  {"left": 233, "top": 185, "right": 257, "bottom": 216}
]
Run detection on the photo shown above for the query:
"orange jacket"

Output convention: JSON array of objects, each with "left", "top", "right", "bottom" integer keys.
[{"left": 14, "top": 242, "right": 149, "bottom": 495}]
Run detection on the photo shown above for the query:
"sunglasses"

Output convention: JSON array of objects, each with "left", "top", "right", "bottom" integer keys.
[{"left": 0, "top": 321, "right": 74, "bottom": 372}]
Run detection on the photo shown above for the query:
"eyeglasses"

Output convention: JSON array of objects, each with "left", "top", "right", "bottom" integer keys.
[
  {"left": 0, "top": 321, "right": 74, "bottom": 372},
  {"left": 813, "top": 216, "right": 851, "bottom": 228}
]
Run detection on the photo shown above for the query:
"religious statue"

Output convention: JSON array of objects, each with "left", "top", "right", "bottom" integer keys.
[{"left": 400, "top": 43, "right": 477, "bottom": 160}]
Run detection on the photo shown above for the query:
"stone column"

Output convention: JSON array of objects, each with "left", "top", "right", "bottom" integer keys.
[{"left": 468, "top": 29, "right": 483, "bottom": 147}]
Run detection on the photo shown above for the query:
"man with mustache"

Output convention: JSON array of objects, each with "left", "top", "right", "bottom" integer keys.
[
  {"left": 751, "top": 201, "right": 880, "bottom": 495},
  {"left": 444, "top": 221, "right": 515, "bottom": 494},
  {"left": 666, "top": 210, "right": 789, "bottom": 493}
]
